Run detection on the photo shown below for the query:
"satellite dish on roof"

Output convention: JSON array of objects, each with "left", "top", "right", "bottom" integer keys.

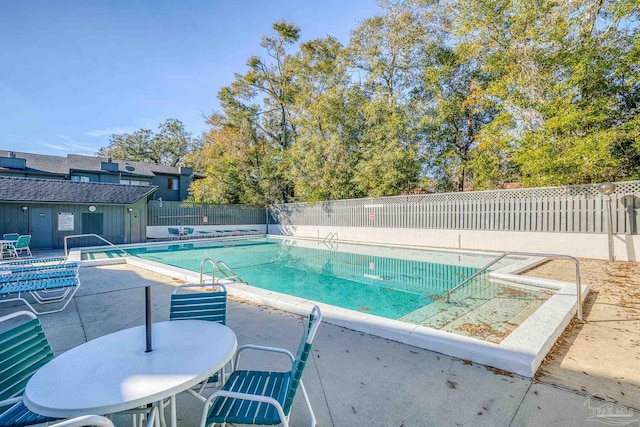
[{"left": 125, "top": 165, "right": 135, "bottom": 171}]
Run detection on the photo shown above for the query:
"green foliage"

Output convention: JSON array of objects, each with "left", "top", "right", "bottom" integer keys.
[
  {"left": 96, "top": 119, "right": 199, "bottom": 167},
  {"left": 288, "top": 37, "right": 363, "bottom": 201},
  {"left": 188, "top": 0, "right": 639, "bottom": 203}
]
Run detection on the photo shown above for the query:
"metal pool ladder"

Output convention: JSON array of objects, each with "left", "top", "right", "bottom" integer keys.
[
  {"left": 323, "top": 232, "right": 339, "bottom": 250},
  {"left": 446, "top": 251, "right": 584, "bottom": 322},
  {"left": 200, "top": 258, "right": 244, "bottom": 284},
  {"left": 323, "top": 232, "right": 339, "bottom": 244}
]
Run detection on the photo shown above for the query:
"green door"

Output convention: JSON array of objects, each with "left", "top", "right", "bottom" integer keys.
[{"left": 30, "top": 207, "right": 53, "bottom": 249}]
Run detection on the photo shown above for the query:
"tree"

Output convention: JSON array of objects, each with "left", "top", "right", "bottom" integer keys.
[
  {"left": 189, "top": 0, "right": 639, "bottom": 203},
  {"left": 348, "top": 0, "right": 425, "bottom": 195},
  {"left": 96, "top": 119, "right": 199, "bottom": 166},
  {"left": 217, "top": 20, "right": 301, "bottom": 203},
  {"left": 420, "top": 44, "right": 501, "bottom": 191},
  {"left": 288, "top": 36, "right": 364, "bottom": 201},
  {"left": 513, "top": 0, "right": 640, "bottom": 185},
  {"left": 448, "top": 0, "right": 640, "bottom": 186},
  {"left": 186, "top": 114, "right": 268, "bottom": 204}
]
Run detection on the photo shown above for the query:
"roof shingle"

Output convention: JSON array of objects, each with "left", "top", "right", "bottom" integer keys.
[
  {"left": 0, "top": 176, "right": 157, "bottom": 204},
  {"left": 0, "top": 151, "right": 200, "bottom": 178}
]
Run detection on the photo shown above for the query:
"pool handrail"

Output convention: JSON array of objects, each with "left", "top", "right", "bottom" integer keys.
[
  {"left": 200, "top": 258, "right": 244, "bottom": 284},
  {"left": 322, "top": 232, "right": 338, "bottom": 244},
  {"left": 64, "top": 234, "right": 129, "bottom": 260},
  {"left": 446, "top": 251, "right": 583, "bottom": 322}
]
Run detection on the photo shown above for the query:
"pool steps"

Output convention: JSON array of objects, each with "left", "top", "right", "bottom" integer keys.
[{"left": 399, "top": 280, "right": 549, "bottom": 342}]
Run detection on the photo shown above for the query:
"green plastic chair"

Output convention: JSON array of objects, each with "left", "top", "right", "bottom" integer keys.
[
  {"left": 168, "top": 228, "right": 180, "bottom": 238},
  {"left": 2, "top": 234, "right": 19, "bottom": 242},
  {"left": 170, "top": 284, "right": 229, "bottom": 391},
  {"left": 0, "top": 311, "right": 55, "bottom": 427},
  {"left": 201, "top": 306, "right": 322, "bottom": 427},
  {"left": 12, "top": 236, "right": 32, "bottom": 258},
  {"left": 170, "top": 283, "right": 228, "bottom": 325},
  {"left": 0, "top": 311, "right": 115, "bottom": 427}
]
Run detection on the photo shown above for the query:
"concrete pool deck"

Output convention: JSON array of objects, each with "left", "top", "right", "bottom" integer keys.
[
  {"left": 0, "top": 261, "right": 636, "bottom": 426},
  {"left": 524, "top": 258, "right": 640, "bottom": 411}
]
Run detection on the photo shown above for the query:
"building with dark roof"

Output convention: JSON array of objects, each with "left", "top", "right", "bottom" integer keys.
[
  {"left": 0, "top": 151, "right": 202, "bottom": 201},
  {"left": 0, "top": 176, "right": 157, "bottom": 249}
]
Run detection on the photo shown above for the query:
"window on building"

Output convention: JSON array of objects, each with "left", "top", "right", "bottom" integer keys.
[
  {"left": 71, "top": 175, "right": 90, "bottom": 183},
  {"left": 168, "top": 178, "right": 179, "bottom": 191},
  {"left": 120, "top": 179, "right": 150, "bottom": 186}
]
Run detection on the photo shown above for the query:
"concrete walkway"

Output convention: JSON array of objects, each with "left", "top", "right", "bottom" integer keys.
[
  {"left": 1, "top": 264, "right": 637, "bottom": 427},
  {"left": 524, "top": 258, "right": 640, "bottom": 410}
]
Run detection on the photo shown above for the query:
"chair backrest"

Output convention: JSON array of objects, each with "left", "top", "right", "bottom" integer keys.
[
  {"left": 0, "top": 311, "right": 54, "bottom": 401},
  {"left": 168, "top": 228, "right": 180, "bottom": 235},
  {"left": 1, "top": 262, "right": 76, "bottom": 279},
  {"left": 1, "top": 257, "right": 66, "bottom": 268},
  {"left": 7, "top": 262, "right": 78, "bottom": 274},
  {"left": 184, "top": 227, "right": 194, "bottom": 234},
  {"left": 2, "top": 234, "right": 19, "bottom": 242},
  {"left": 283, "top": 306, "right": 322, "bottom": 415},
  {"left": 14, "top": 235, "right": 31, "bottom": 249},
  {"left": 169, "top": 283, "right": 227, "bottom": 324}
]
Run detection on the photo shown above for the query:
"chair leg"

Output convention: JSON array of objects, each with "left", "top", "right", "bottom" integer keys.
[
  {"left": 299, "top": 381, "right": 317, "bottom": 427},
  {"left": 158, "top": 403, "right": 167, "bottom": 427}
]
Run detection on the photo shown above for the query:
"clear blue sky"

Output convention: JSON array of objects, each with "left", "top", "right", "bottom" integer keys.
[{"left": 0, "top": 1, "right": 380, "bottom": 156}]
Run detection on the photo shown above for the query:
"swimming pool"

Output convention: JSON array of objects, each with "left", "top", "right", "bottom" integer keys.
[{"left": 83, "top": 237, "right": 550, "bottom": 342}]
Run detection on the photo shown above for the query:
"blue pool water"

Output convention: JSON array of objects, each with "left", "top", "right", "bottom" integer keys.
[{"left": 84, "top": 237, "right": 491, "bottom": 319}]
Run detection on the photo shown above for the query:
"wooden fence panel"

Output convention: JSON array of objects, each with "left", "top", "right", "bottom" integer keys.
[{"left": 264, "top": 181, "right": 640, "bottom": 234}]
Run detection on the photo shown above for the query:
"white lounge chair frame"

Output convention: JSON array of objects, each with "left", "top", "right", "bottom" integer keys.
[{"left": 0, "top": 265, "right": 80, "bottom": 315}]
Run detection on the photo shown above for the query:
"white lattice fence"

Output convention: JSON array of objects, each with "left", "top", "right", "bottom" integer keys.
[{"left": 269, "top": 181, "right": 640, "bottom": 234}]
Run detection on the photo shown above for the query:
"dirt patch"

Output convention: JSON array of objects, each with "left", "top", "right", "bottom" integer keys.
[
  {"left": 453, "top": 321, "right": 514, "bottom": 344},
  {"left": 496, "top": 287, "right": 530, "bottom": 298}
]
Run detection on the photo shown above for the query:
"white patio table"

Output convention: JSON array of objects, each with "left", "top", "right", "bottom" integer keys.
[{"left": 24, "top": 320, "right": 237, "bottom": 427}]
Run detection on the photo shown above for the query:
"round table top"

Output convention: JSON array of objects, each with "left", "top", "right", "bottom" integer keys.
[{"left": 24, "top": 320, "right": 237, "bottom": 418}]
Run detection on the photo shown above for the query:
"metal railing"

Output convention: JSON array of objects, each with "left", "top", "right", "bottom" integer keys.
[
  {"left": 64, "top": 234, "right": 129, "bottom": 259},
  {"left": 446, "top": 251, "right": 583, "bottom": 321},
  {"left": 199, "top": 258, "right": 244, "bottom": 284},
  {"left": 323, "top": 232, "right": 339, "bottom": 244},
  {"left": 322, "top": 232, "right": 339, "bottom": 250}
]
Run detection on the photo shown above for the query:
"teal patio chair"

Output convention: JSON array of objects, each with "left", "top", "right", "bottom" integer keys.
[
  {"left": 152, "top": 283, "right": 231, "bottom": 426},
  {"left": 12, "top": 236, "right": 32, "bottom": 258},
  {"left": 0, "top": 311, "right": 114, "bottom": 427},
  {"left": 2, "top": 234, "right": 19, "bottom": 242},
  {"left": 170, "top": 284, "right": 229, "bottom": 392},
  {"left": 200, "top": 306, "right": 322, "bottom": 427},
  {"left": 170, "top": 283, "right": 228, "bottom": 325},
  {"left": 168, "top": 228, "right": 180, "bottom": 239}
]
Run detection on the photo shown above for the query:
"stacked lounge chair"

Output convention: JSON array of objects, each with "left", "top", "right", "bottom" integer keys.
[{"left": 0, "top": 258, "right": 80, "bottom": 314}]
